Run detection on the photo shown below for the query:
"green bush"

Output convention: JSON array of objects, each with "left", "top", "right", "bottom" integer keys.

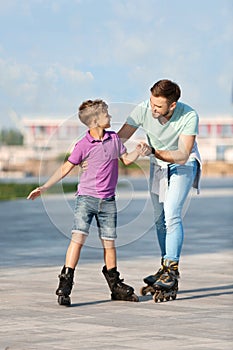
[
  {"left": 0, "top": 128, "right": 24, "bottom": 145},
  {"left": 0, "top": 182, "right": 77, "bottom": 201}
]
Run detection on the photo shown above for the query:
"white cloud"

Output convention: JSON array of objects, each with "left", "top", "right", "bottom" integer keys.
[
  {"left": 58, "top": 65, "right": 94, "bottom": 82},
  {"left": 0, "top": 0, "right": 33, "bottom": 17},
  {"left": 0, "top": 0, "right": 232, "bottom": 121},
  {"left": 0, "top": 58, "right": 38, "bottom": 89},
  {"left": 112, "top": 33, "right": 151, "bottom": 64},
  {"left": 43, "top": 64, "right": 94, "bottom": 83},
  {"left": 0, "top": 57, "right": 94, "bottom": 114},
  {"left": 0, "top": 1, "right": 16, "bottom": 15},
  {"left": 0, "top": 58, "right": 94, "bottom": 85},
  {"left": 112, "top": 0, "right": 156, "bottom": 22}
]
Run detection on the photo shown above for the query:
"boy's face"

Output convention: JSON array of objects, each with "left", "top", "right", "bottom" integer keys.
[{"left": 96, "top": 109, "right": 111, "bottom": 128}]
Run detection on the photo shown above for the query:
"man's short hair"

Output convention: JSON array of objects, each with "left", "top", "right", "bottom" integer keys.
[{"left": 150, "top": 79, "right": 181, "bottom": 104}]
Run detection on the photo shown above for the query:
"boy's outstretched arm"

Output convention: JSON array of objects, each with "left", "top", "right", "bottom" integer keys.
[
  {"left": 120, "top": 142, "right": 148, "bottom": 166},
  {"left": 27, "top": 160, "right": 75, "bottom": 200}
]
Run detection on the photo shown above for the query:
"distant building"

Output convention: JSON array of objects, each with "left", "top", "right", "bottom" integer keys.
[
  {"left": 0, "top": 115, "right": 232, "bottom": 178},
  {"left": 22, "top": 117, "right": 82, "bottom": 157},
  {"left": 0, "top": 117, "right": 83, "bottom": 178},
  {"left": 198, "top": 117, "right": 233, "bottom": 161},
  {"left": 21, "top": 116, "right": 233, "bottom": 161}
]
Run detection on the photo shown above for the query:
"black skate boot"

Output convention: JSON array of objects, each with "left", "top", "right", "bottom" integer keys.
[
  {"left": 140, "top": 258, "right": 165, "bottom": 296},
  {"left": 102, "top": 266, "right": 139, "bottom": 302},
  {"left": 56, "top": 266, "right": 75, "bottom": 306},
  {"left": 152, "top": 259, "right": 179, "bottom": 303}
]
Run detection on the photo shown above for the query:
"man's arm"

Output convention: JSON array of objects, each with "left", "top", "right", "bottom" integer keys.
[
  {"left": 151, "top": 134, "right": 196, "bottom": 165},
  {"left": 117, "top": 123, "right": 138, "bottom": 143},
  {"left": 27, "top": 160, "right": 76, "bottom": 200},
  {"left": 79, "top": 124, "right": 137, "bottom": 172}
]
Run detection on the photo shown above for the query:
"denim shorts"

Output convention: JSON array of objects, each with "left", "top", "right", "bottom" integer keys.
[{"left": 72, "top": 195, "right": 117, "bottom": 240}]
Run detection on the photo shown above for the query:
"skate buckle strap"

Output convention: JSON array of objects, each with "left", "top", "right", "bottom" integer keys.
[
  {"left": 118, "top": 278, "right": 130, "bottom": 287},
  {"left": 58, "top": 273, "right": 74, "bottom": 284}
]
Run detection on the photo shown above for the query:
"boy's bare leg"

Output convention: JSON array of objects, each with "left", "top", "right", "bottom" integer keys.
[
  {"left": 101, "top": 239, "right": 117, "bottom": 270},
  {"left": 56, "top": 232, "right": 86, "bottom": 306},
  {"left": 101, "top": 239, "right": 139, "bottom": 301},
  {"left": 65, "top": 232, "right": 87, "bottom": 268}
]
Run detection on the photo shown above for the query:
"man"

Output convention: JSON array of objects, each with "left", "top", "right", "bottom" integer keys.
[{"left": 118, "top": 79, "right": 201, "bottom": 302}]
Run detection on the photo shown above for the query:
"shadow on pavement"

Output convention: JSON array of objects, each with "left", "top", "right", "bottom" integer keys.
[
  {"left": 69, "top": 299, "right": 112, "bottom": 308},
  {"left": 178, "top": 284, "right": 233, "bottom": 300},
  {"left": 138, "top": 284, "right": 233, "bottom": 303}
]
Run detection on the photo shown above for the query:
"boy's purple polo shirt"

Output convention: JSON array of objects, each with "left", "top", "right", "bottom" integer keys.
[{"left": 68, "top": 130, "right": 127, "bottom": 198}]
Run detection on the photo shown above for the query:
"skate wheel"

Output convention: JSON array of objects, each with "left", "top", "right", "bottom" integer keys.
[
  {"left": 165, "top": 296, "right": 170, "bottom": 301},
  {"left": 131, "top": 294, "right": 139, "bottom": 302},
  {"left": 140, "top": 286, "right": 148, "bottom": 296},
  {"left": 171, "top": 294, "right": 177, "bottom": 300},
  {"left": 153, "top": 291, "right": 160, "bottom": 303},
  {"left": 58, "top": 295, "right": 71, "bottom": 306}
]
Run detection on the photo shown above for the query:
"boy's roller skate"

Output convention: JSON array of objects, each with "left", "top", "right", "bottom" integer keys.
[
  {"left": 102, "top": 266, "right": 139, "bottom": 302},
  {"left": 140, "top": 258, "right": 164, "bottom": 296},
  {"left": 152, "top": 259, "right": 179, "bottom": 303},
  {"left": 56, "top": 266, "right": 75, "bottom": 306}
]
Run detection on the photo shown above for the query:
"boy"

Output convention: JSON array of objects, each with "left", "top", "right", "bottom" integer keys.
[{"left": 27, "top": 99, "right": 146, "bottom": 305}]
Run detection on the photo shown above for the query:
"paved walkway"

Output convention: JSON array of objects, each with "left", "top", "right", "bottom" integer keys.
[
  {"left": 1, "top": 251, "right": 232, "bottom": 350},
  {"left": 0, "top": 177, "right": 232, "bottom": 349}
]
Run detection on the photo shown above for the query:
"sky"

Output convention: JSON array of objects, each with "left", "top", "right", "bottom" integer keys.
[{"left": 0, "top": 0, "right": 232, "bottom": 130}]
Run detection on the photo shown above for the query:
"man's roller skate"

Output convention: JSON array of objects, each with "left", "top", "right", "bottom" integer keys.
[
  {"left": 140, "top": 258, "right": 164, "bottom": 296},
  {"left": 102, "top": 265, "right": 139, "bottom": 302},
  {"left": 152, "top": 259, "right": 179, "bottom": 303},
  {"left": 56, "top": 266, "right": 75, "bottom": 306}
]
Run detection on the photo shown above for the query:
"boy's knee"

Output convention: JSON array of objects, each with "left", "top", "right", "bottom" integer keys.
[
  {"left": 101, "top": 239, "right": 115, "bottom": 249},
  {"left": 71, "top": 230, "right": 88, "bottom": 245}
]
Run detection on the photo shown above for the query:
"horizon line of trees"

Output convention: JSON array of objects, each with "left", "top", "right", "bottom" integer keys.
[{"left": 0, "top": 128, "right": 24, "bottom": 145}]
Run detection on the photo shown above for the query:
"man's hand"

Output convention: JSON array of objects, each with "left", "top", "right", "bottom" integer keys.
[
  {"left": 136, "top": 142, "right": 152, "bottom": 157},
  {"left": 79, "top": 160, "right": 88, "bottom": 172}
]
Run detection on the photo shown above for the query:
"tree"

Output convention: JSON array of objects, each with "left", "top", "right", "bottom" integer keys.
[{"left": 0, "top": 128, "right": 24, "bottom": 145}]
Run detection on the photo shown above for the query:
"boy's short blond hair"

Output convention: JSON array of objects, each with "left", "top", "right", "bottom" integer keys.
[{"left": 78, "top": 99, "right": 108, "bottom": 126}]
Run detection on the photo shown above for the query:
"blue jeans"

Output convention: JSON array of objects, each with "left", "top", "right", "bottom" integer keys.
[
  {"left": 72, "top": 195, "right": 117, "bottom": 240},
  {"left": 150, "top": 160, "right": 198, "bottom": 262}
]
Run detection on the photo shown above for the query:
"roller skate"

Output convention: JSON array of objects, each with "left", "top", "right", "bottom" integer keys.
[
  {"left": 56, "top": 266, "right": 75, "bottom": 306},
  {"left": 140, "top": 258, "right": 164, "bottom": 297},
  {"left": 102, "top": 265, "right": 139, "bottom": 302},
  {"left": 152, "top": 259, "right": 179, "bottom": 303}
]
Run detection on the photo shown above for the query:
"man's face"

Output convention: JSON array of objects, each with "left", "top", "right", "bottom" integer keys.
[{"left": 150, "top": 94, "right": 175, "bottom": 119}]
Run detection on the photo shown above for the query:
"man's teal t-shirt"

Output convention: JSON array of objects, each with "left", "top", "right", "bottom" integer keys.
[
  {"left": 126, "top": 100, "right": 201, "bottom": 191},
  {"left": 126, "top": 100, "right": 199, "bottom": 152}
]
